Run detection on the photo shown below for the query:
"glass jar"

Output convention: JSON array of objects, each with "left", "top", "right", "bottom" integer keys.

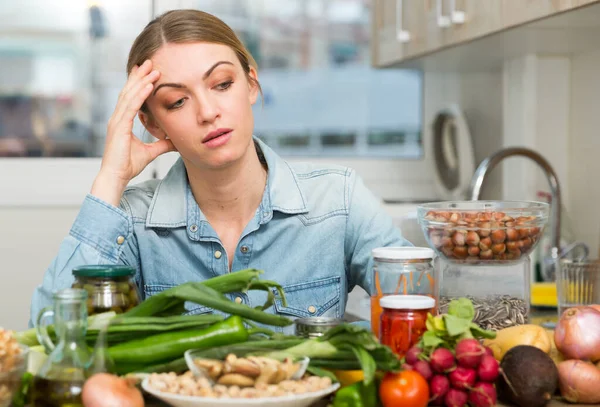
[
  {"left": 418, "top": 201, "right": 550, "bottom": 331},
  {"left": 370, "top": 247, "right": 437, "bottom": 336},
  {"left": 71, "top": 265, "right": 140, "bottom": 316},
  {"left": 294, "top": 317, "right": 343, "bottom": 338},
  {"left": 32, "top": 288, "right": 92, "bottom": 407},
  {"left": 379, "top": 295, "right": 435, "bottom": 358}
]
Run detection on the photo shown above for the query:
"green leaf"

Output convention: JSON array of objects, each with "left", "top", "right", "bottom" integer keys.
[
  {"left": 469, "top": 323, "right": 496, "bottom": 339},
  {"left": 447, "top": 298, "right": 475, "bottom": 321},
  {"left": 443, "top": 314, "right": 472, "bottom": 337},
  {"left": 422, "top": 331, "right": 444, "bottom": 350}
]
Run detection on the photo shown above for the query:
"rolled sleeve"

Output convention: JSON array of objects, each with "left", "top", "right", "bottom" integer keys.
[{"left": 69, "top": 194, "right": 133, "bottom": 262}]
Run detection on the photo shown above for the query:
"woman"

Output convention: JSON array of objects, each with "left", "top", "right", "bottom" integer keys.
[{"left": 30, "top": 9, "right": 412, "bottom": 331}]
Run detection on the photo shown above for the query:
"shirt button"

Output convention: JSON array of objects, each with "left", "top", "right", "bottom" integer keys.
[
  {"left": 214, "top": 250, "right": 222, "bottom": 259},
  {"left": 234, "top": 296, "right": 243, "bottom": 304},
  {"left": 308, "top": 305, "right": 317, "bottom": 314},
  {"left": 189, "top": 224, "right": 198, "bottom": 233},
  {"left": 116, "top": 236, "right": 125, "bottom": 245},
  {"left": 240, "top": 246, "right": 250, "bottom": 254}
]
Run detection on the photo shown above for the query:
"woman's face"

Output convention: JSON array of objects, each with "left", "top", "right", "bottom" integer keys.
[{"left": 142, "top": 42, "right": 259, "bottom": 170}]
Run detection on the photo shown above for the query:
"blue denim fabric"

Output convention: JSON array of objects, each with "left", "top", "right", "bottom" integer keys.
[{"left": 30, "top": 139, "right": 412, "bottom": 332}]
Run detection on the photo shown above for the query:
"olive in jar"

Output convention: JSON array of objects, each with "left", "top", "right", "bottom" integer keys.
[{"left": 71, "top": 265, "right": 140, "bottom": 316}]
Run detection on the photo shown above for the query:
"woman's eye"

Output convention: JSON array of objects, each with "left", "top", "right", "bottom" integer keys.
[
  {"left": 168, "top": 98, "right": 185, "bottom": 110},
  {"left": 215, "top": 81, "right": 233, "bottom": 91}
]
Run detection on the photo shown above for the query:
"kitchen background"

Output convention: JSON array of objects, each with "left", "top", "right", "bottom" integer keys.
[{"left": 1, "top": 0, "right": 599, "bottom": 331}]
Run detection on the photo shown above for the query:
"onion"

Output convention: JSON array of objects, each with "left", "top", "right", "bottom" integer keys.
[
  {"left": 82, "top": 373, "right": 144, "bottom": 407},
  {"left": 554, "top": 306, "right": 600, "bottom": 362},
  {"left": 557, "top": 360, "right": 600, "bottom": 404}
]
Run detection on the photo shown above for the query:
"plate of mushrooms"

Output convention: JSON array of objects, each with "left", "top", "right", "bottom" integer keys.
[{"left": 141, "top": 352, "right": 339, "bottom": 407}]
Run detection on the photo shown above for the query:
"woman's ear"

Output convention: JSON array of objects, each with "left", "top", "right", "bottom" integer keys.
[
  {"left": 248, "top": 67, "right": 259, "bottom": 105},
  {"left": 138, "top": 111, "right": 167, "bottom": 140}
]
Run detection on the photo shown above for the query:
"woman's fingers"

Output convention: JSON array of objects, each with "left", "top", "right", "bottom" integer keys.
[
  {"left": 110, "top": 69, "right": 160, "bottom": 134},
  {"left": 145, "top": 138, "right": 177, "bottom": 161}
]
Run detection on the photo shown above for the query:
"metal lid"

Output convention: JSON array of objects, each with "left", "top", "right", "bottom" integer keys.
[
  {"left": 72, "top": 265, "right": 135, "bottom": 278},
  {"left": 372, "top": 247, "right": 435, "bottom": 261},
  {"left": 294, "top": 317, "right": 342, "bottom": 338},
  {"left": 380, "top": 295, "right": 436, "bottom": 310}
]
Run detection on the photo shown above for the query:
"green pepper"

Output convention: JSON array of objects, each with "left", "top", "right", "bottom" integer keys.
[
  {"left": 333, "top": 380, "right": 377, "bottom": 407},
  {"left": 108, "top": 315, "right": 248, "bottom": 364}
]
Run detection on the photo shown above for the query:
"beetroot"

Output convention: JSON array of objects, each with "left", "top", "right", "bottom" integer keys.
[
  {"left": 468, "top": 382, "right": 497, "bottom": 407},
  {"left": 477, "top": 355, "right": 500, "bottom": 382},
  {"left": 455, "top": 338, "right": 486, "bottom": 368},
  {"left": 449, "top": 366, "right": 477, "bottom": 390},
  {"left": 445, "top": 388, "right": 468, "bottom": 407},
  {"left": 430, "top": 348, "right": 456, "bottom": 373},
  {"left": 429, "top": 374, "right": 450, "bottom": 405},
  {"left": 405, "top": 346, "right": 422, "bottom": 365},
  {"left": 412, "top": 360, "right": 433, "bottom": 381}
]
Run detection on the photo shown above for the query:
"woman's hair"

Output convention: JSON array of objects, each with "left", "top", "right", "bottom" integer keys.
[{"left": 127, "top": 9, "right": 261, "bottom": 114}]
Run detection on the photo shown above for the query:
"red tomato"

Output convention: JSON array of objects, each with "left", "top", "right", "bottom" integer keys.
[{"left": 379, "top": 370, "right": 429, "bottom": 407}]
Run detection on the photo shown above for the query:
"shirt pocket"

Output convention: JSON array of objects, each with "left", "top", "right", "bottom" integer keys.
[
  {"left": 143, "top": 284, "right": 213, "bottom": 315},
  {"left": 273, "top": 275, "right": 342, "bottom": 319}
]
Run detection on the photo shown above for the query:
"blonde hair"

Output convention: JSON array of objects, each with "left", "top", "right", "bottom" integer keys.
[{"left": 127, "top": 9, "right": 261, "bottom": 114}]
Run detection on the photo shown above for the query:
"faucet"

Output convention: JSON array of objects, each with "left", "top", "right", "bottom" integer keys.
[{"left": 469, "top": 147, "right": 588, "bottom": 281}]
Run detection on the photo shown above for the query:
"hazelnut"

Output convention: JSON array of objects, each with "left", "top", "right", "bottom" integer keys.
[
  {"left": 518, "top": 228, "right": 530, "bottom": 239},
  {"left": 491, "top": 243, "right": 506, "bottom": 254},
  {"left": 495, "top": 253, "right": 508, "bottom": 260},
  {"left": 466, "top": 231, "right": 480, "bottom": 246},
  {"left": 521, "top": 237, "right": 533, "bottom": 250},
  {"left": 490, "top": 229, "right": 507, "bottom": 244},
  {"left": 501, "top": 215, "right": 514, "bottom": 223},
  {"left": 479, "top": 237, "right": 492, "bottom": 251},
  {"left": 430, "top": 232, "right": 443, "bottom": 248},
  {"left": 478, "top": 212, "right": 493, "bottom": 222},
  {"left": 468, "top": 246, "right": 480, "bottom": 257},
  {"left": 449, "top": 212, "right": 460, "bottom": 223},
  {"left": 441, "top": 236, "right": 454, "bottom": 249},
  {"left": 493, "top": 212, "right": 506, "bottom": 221},
  {"left": 452, "top": 231, "right": 466, "bottom": 247},
  {"left": 442, "top": 246, "right": 455, "bottom": 258},
  {"left": 506, "top": 241, "right": 519, "bottom": 251},
  {"left": 480, "top": 250, "right": 493, "bottom": 260},
  {"left": 530, "top": 227, "right": 541, "bottom": 237},
  {"left": 478, "top": 222, "right": 491, "bottom": 237},
  {"left": 453, "top": 246, "right": 468, "bottom": 259},
  {"left": 506, "top": 228, "right": 519, "bottom": 241}
]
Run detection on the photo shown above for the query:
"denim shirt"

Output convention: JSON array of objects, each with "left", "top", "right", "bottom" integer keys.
[{"left": 30, "top": 139, "right": 412, "bottom": 332}]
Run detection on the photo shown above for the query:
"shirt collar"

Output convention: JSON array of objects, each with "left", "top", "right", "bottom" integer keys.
[{"left": 146, "top": 137, "right": 308, "bottom": 228}]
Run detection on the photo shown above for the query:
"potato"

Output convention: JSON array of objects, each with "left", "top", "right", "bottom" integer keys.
[{"left": 483, "top": 324, "right": 551, "bottom": 360}]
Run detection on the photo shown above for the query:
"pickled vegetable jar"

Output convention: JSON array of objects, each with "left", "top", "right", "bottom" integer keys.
[
  {"left": 370, "top": 247, "right": 436, "bottom": 336},
  {"left": 71, "top": 265, "right": 140, "bottom": 315},
  {"left": 379, "top": 295, "right": 435, "bottom": 358}
]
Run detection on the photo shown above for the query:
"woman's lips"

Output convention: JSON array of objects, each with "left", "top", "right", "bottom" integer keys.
[{"left": 202, "top": 129, "right": 232, "bottom": 148}]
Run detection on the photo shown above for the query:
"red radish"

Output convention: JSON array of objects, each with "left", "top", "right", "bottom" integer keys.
[
  {"left": 449, "top": 366, "right": 477, "bottom": 390},
  {"left": 412, "top": 360, "right": 433, "bottom": 381},
  {"left": 483, "top": 346, "right": 494, "bottom": 357},
  {"left": 468, "top": 382, "right": 497, "bottom": 407},
  {"left": 455, "top": 338, "right": 486, "bottom": 368},
  {"left": 405, "top": 346, "right": 422, "bottom": 365},
  {"left": 445, "top": 388, "right": 468, "bottom": 407},
  {"left": 477, "top": 355, "right": 500, "bottom": 382},
  {"left": 429, "top": 374, "right": 450, "bottom": 405},
  {"left": 430, "top": 348, "right": 456, "bottom": 373},
  {"left": 401, "top": 363, "right": 413, "bottom": 371}
]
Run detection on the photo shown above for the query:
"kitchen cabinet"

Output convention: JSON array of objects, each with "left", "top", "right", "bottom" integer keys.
[
  {"left": 372, "top": 0, "right": 600, "bottom": 68},
  {"left": 503, "top": 0, "right": 599, "bottom": 29}
]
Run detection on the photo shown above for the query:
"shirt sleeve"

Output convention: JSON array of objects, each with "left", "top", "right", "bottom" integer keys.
[
  {"left": 29, "top": 194, "right": 140, "bottom": 327},
  {"left": 344, "top": 170, "right": 413, "bottom": 294}
]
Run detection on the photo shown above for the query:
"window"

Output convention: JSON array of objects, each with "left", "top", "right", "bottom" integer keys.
[{"left": 1, "top": 0, "right": 434, "bottom": 206}]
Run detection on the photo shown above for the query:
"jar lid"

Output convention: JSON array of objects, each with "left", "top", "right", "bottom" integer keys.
[
  {"left": 380, "top": 295, "right": 436, "bottom": 310},
  {"left": 73, "top": 265, "right": 135, "bottom": 278},
  {"left": 294, "top": 317, "right": 342, "bottom": 338},
  {"left": 372, "top": 247, "right": 434, "bottom": 261}
]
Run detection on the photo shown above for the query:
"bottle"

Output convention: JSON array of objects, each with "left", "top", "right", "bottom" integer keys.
[{"left": 31, "top": 288, "right": 93, "bottom": 407}]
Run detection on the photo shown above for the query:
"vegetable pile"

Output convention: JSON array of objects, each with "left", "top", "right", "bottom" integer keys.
[{"left": 400, "top": 298, "right": 499, "bottom": 407}]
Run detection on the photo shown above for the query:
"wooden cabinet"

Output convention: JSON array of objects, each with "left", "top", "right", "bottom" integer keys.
[
  {"left": 372, "top": 0, "right": 600, "bottom": 68},
  {"left": 503, "top": 0, "right": 599, "bottom": 29}
]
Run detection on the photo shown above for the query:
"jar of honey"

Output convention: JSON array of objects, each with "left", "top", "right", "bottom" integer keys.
[{"left": 379, "top": 295, "right": 436, "bottom": 358}]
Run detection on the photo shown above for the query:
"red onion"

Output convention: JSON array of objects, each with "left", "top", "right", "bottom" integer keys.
[
  {"left": 554, "top": 306, "right": 600, "bottom": 362},
  {"left": 557, "top": 360, "right": 600, "bottom": 404}
]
